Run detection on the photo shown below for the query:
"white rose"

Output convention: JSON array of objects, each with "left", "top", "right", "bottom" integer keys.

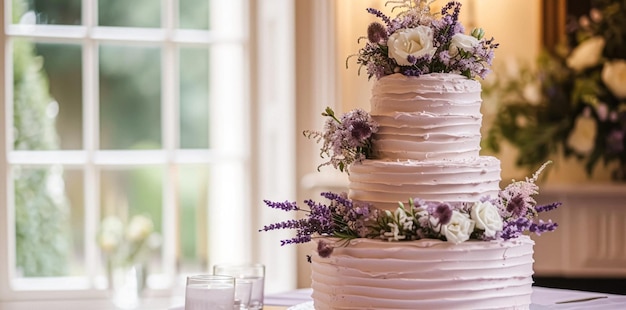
[
  {"left": 566, "top": 36, "right": 605, "bottom": 71},
  {"left": 567, "top": 116, "right": 597, "bottom": 155},
  {"left": 601, "top": 60, "right": 626, "bottom": 99},
  {"left": 126, "top": 215, "right": 154, "bottom": 242},
  {"left": 441, "top": 211, "right": 475, "bottom": 244},
  {"left": 470, "top": 201, "right": 503, "bottom": 238},
  {"left": 449, "top": 33, "right": 479, "bottom": 57},
  {"left": 387, "top": 26, "right": 436, "bottom": 66}
]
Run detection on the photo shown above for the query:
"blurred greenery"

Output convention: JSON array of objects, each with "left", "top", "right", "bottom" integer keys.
[{"left": 13, "top": 0, "right": 71, "bottom": 276}]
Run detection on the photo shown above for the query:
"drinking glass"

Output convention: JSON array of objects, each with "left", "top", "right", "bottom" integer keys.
[
  {"left": 213, "top": 263, "right": 265, "bottom": 310},
  {"left": 185, "top": 275, "right": 235, "bottom": 310},
  {"left": 234, "top": 279, "right": 253, "bottom": 310}
]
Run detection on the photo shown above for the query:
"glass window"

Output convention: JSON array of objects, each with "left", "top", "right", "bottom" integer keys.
[
  {"left": 2, "top": 0, "right": 252, "bottom": 298},
  {"left": 98, "top": 0, "right": 160, "bottom": 28}
]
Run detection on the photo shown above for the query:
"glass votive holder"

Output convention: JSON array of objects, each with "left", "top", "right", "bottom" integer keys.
[
  {"left": 185, "top": 275, "right": 235, "bottom": 310},
  {"left": 213, "top": 263, "right": 265, "bottom": 310}
]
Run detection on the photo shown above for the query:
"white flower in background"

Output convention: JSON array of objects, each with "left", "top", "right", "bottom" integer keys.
[
  {"left": 97, "top": 216, "right": 124, "bottom": 253},
  {"left": 567, "top": 116, "right": 597, "bottom": 154},
  {"left": 601, "top": 60, "right": 626, "bottom": 99},
  {"left": 441, "top": 211, "right": 475, "bottom": 244},
  {"left": 449, "top": 33, "right": 479, "bottom": 57},
  {"left": 470, "top": 201, "right": 503, "bottom": 238},
  {"left": 522, "top": 82, "right": 542, "bottom": 105},
  {"left": 387, "top": 26, "right": 437, "bottom": 66},
  {"left": 566, "top": 36, "right": 605, "bottom": 71},
  {"left": 126, "top": 215, "right": 154, "bottom": 242}
]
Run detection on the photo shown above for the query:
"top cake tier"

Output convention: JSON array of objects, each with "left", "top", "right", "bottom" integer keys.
[{"left": 370, "top": 73, "right": 483, "bottom": 161}]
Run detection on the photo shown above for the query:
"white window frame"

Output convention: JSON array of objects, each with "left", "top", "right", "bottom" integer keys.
[{"left": 0, "top": 0, "right": 296, "bottom": 301}]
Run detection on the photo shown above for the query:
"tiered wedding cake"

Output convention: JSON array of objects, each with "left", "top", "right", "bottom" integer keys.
[
  {"left": 310, "top": 73, "right": 534, "bottom": 310},
  {"left": 262, "top": 1, "right": 559, "bottom": 310}
]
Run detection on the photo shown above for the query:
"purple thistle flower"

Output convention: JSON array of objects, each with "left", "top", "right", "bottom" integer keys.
[
  {"left": 367, "top": 22, "right": 387, "bottom": 43},
  {"left": 350, "top": 120, "right": 374, "bottom": 141},
  {"left": 317, "top": 240, "right": 334, "bottom": 258},
  {"left": 433, "top": 204, "right": 453, "bottom": 225},
  {"left": 507, "top": 194, "right": 527, "bottom": 217}
]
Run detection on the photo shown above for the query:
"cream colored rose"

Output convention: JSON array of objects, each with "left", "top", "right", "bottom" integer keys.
[
  {"left": 566, "top": 36, "right": 605, "bottom": 71},
  {"left": 470, "top": 201, "right": 503, "bottom": 238},
  {"left": 567, "top": 116, "right": 597, "bottom": 154},
  {"left": 441, "top": 211, "right": 475, "bottom": 244},
  {"left": 126, "top": 215, "right": 154, "bottom": 242},
  {"left": 602, "top": 60, "right": 626, "bottom": 99},
  {"left": 387, "top": 26, "right": 436, "bottom": 66},
  {"left": 449, "top": 33, "right": 479, "bottom": 57}
]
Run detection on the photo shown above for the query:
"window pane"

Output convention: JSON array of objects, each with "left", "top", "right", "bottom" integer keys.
[
  {"left": 178, "top": 165, "right": 209, "bottom": 272},
  {"left": 99, "top": 167, "right": 163, "bottom": 280},
  {"left": 99, "top": 45, "right": 161, "bottom": 150},
  {"left": 98, "top": 0, "right": 160, "bottom": 28},
  {"left": 64, "top": 169, "right": 86, "bottom": 276},
  {"left": 12, "top": 0, "right": 81, "bottom": 25},
  {"left": 13, "top": 39, "right": 82, "bottom": 150},
  {"left": 35, "top": 42, "right": 83, "bottom": 150},
  {"left": 179, "top": 0, "right": 209, "bottom": 30},
  {"left": 180, "top": 48, "right": 209, "bottom": 149},
  {"left": 13, "top": 165, "right": 78, "bottom": 277}
]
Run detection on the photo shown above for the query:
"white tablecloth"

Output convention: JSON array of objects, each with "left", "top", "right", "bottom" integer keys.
[{"left": 262, "top": 286, "right": 626, "bottom": 309}]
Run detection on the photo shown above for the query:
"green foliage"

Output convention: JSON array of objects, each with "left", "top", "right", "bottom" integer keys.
[{"left": 12, "top": 0, "right": 70, "bottom": 276}]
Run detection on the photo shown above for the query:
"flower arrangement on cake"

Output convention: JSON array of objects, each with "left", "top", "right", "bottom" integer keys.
[
  {"left": 353, "top": 0, "right": 498, "bottom": 80},
  {"left": 262, "top": 0, "right": 561, "bottom": 253},
  {"left": 485, "top": 0, "right": 626, "bottom": 180}
]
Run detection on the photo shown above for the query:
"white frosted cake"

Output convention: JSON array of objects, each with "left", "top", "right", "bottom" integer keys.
[
  {"left": 348, "top": 73, "right": 502, "bottom": 211},
  {"left": 261, "top": 2, "right": 559, "bottom": 310},
  {"left": 311, "top": 237, "right": 534, "bottom": 310},
  {"left": 309, "top": 73, "right": 535, "bottom": 310}
]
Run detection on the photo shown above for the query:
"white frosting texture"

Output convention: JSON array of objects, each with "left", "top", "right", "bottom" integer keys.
[
  {"left": 348, "top": 73, "right": 501, "bottom": 210},
  {"left": 348, "top": 156, "right": 501, "bottom": 211},
  {"left": 370, "top": 73, "right": 483, "bottom": 160},
  {"left": 311, "top": 236, "right": 535, "bottom": 310}
]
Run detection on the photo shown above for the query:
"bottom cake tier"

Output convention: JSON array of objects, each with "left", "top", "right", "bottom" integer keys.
[{"left": 310, "top": 236, "right": 534, "bottom": 310}]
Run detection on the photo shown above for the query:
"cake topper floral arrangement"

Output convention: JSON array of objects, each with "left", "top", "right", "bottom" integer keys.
[
  {"left": 262, "top": 0, "right": 561, "bottom": 254},
  {"left": 353, "top": 0, "right": 499, "bottom": 79}
]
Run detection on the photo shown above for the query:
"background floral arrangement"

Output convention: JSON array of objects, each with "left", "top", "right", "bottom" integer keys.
[
  {"left": 353, "top": 0, "right": 498, "bottom": 79},
  {"left": 97, "top": 214, "right": 161, "bottom": 267},
  {"left": 486, "top": 0, "right": 626, "bottom": 180}
]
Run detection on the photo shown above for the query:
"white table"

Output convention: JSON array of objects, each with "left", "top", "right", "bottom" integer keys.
[{"left": 261, "top": 287, "right": 626, "bottom": 309}]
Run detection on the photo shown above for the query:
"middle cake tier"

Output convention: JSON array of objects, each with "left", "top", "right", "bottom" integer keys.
[{"left": 348, "top": 156, "right": 501, "bottom": 211}]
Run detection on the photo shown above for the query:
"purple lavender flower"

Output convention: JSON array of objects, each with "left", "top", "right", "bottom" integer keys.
[
  {"left": 529, "top": 220, "right": 558, "bottom": 236},
  {"left": 263, "top": 199, "right": 299, "bottom": 211},
  {"left": 535, "top": 202, "right": 561, "bottom": 213}
]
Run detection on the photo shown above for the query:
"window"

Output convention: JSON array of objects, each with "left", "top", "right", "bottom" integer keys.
[{"left": 1, "top": 0, "right": 296, "bottom": 300}]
